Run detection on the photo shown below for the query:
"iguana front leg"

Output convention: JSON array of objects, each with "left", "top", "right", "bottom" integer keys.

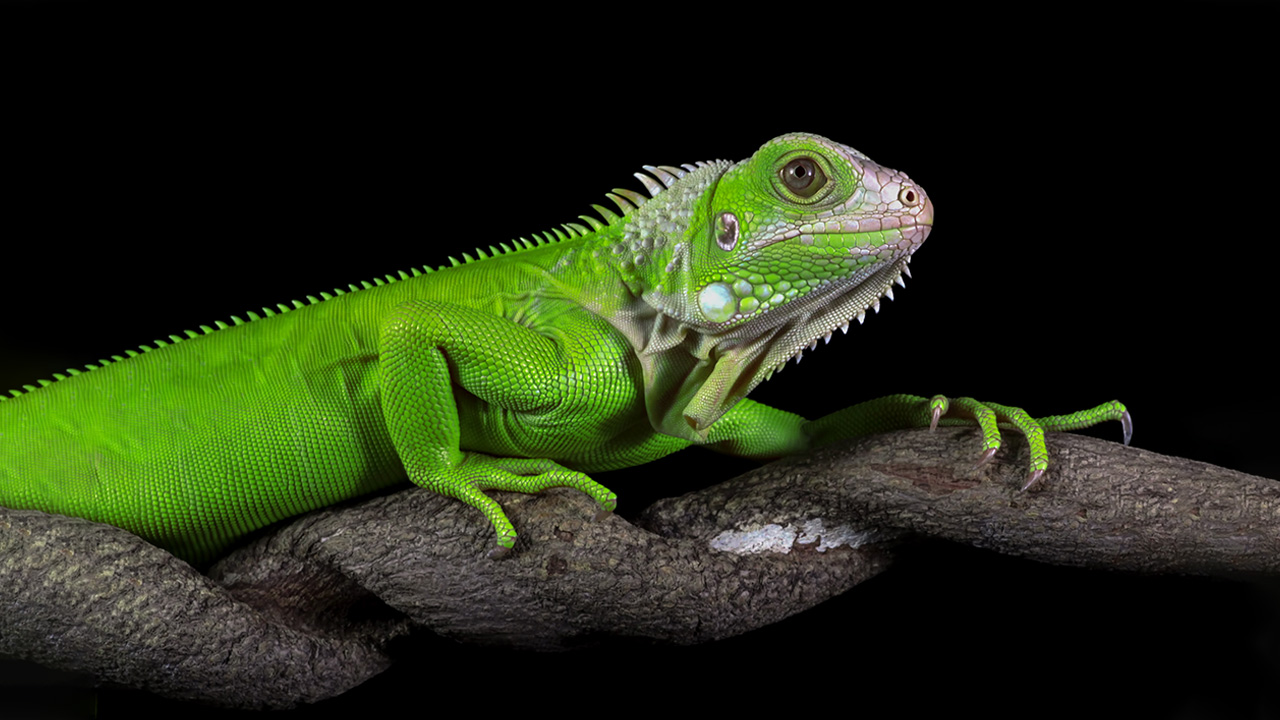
[
  {"left": 706, "top": 395, "right": 1131, "bottom": 488},
  {"left": 378, "top": 300, "right": 617, "bottom": 557}
]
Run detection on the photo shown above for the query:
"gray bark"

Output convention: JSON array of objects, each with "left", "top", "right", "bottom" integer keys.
[{"left": 1, "top": 428, "right": 1274, "bottom": 708}]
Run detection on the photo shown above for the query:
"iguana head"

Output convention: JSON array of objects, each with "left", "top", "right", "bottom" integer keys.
[{"left": 608, "top": 133, "right": 933, "bottom": 440}]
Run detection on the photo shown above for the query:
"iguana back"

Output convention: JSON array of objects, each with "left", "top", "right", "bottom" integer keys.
[{"left": 0, "top": 239, "right": 614, "bottom": 562}]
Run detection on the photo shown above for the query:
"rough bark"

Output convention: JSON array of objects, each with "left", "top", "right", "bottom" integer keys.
[
  {"left": 1, "top": 428, "right": 1274, "bottom": 708},
  {"left": 645, "top": 429, "right": 1280, "bottom": 576}
]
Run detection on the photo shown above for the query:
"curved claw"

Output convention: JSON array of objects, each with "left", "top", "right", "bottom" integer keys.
[
  {"left": 487, "top": 544, "right": 513, "bottom": 560},
  {"left": 1020, "top": 468, "right": 1045, "bottom": 492},
  {"left": 928, "top": 396, "right": 947, "bottom": 431},
  {"left": 974, "top": 446, "right": 998, "bottom": 469},
  {"left": 1121, "top": 410, "right": 1133, "bottom": 446}
]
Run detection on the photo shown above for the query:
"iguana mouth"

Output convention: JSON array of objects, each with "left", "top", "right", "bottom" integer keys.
[{"left": 753, "top": 205, "right": 934, "bottom": 252}]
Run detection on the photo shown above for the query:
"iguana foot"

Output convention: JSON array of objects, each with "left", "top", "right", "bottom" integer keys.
[
  {"left": 419, "top": 455, "right": 617, "bottom": 559},
  {"left": 928, "top": 396, "right": 1131, "bottom": 490}
]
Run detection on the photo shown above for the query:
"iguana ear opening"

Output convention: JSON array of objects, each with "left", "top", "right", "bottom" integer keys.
[{"left": 715, "top": 212, "right": 739, "bottom": 252}]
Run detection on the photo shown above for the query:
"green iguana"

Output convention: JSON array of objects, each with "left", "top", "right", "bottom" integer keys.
[{"left": 0, "top": 133, "right": 1129, "bottom": 564}]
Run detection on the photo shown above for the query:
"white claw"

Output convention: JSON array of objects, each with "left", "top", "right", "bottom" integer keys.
[
  {"left": 808, "top": 340, "right": 818, "bottom": 352},
  {"left": 872, "top": 300, "right": 881, "bottom": 314},
  {"left": 823, "top": 332, "right": 832, "bottom": 344},
  {"left": 903, "top": 264, "right": 913, "bottom": 278},
  {"left": 794, "top": 350, "right": 803, "bottom": 364},
  {"left": 895, "top": 275, "right": 907, "bottom": 289},
  {"left": 856, "top": 312, "right": 866, "bottom": 325},
  {"left": 885, "top": 288, "right": 895, "bottom": 301},
  {"left": 840, "top": 323, "right": 850, "bottom": 334}
]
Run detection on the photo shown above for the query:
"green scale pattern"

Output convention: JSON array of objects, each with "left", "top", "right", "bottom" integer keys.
[{"left": 0, "top": 133, "right": 1128, "bottom": 563}]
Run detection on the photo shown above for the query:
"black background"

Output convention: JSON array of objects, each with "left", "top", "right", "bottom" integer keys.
[{"left": 2, "top": 2, "right": 1276, "bottom": 717}]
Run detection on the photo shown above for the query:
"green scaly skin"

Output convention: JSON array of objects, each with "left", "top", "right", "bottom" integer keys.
[{"left": 0, "top": 133, "right": 1129, "bottom": 564}]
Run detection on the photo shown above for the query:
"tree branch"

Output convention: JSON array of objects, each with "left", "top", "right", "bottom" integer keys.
[{"left": 2, "top": 428, "right": 1274, "bottom": 708}]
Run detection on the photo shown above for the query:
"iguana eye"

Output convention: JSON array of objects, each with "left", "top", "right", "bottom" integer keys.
[{"left": 780, "top": 157, "right": 826, "bottom": 198}]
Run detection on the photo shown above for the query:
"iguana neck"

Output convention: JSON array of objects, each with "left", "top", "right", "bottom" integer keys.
[{"left": 571, "top": 160, "right": 761, "bottom": 442}]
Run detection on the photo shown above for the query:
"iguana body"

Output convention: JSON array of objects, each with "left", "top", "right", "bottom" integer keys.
[{"left": 0, "top": 133, "right": 1127, "bottom": 564}]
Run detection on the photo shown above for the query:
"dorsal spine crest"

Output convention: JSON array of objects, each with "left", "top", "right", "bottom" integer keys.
[{"left": 3, "top": 157, "right": 706, "bottom": 401}]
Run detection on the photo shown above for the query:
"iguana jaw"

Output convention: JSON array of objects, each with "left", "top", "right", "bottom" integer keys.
[
  {"left": 721, "top": 192, "right": 932, "bottom": 347},
  {"left": 631, "top": 211, "right": 930, "bottom": 441},
  {"left": 750, "top": 253, "right": 917, "bottom": 380},
  {"left": 679, "top": 249, "right": 920, "bottom": 434}
]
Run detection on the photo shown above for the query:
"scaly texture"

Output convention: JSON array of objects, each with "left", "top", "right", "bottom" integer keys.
[{"left": 0, "top": 133, "right": 1128, "bottom": 564}]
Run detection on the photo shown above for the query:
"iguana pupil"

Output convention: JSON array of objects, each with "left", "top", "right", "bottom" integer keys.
[{"left": 781, "top": 157, "right": 825, "bottom": 197}]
